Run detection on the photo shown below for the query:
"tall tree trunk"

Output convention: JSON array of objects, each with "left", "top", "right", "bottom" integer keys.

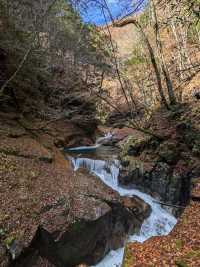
[
  {"left": 151, "top": 0, "right": 177, "bottom": 105},
  {"left": 115, "top": 19, "right": 169, "bottom": 109}
]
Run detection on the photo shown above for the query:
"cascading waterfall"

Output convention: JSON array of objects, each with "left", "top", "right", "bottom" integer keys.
[{"left": 69, "top": 155, "right": 177, "bottom": 267}]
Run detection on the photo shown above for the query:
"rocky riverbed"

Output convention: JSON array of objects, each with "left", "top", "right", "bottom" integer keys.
[{"left": 0, "top": 114, "right": 150, "bottom": 267}]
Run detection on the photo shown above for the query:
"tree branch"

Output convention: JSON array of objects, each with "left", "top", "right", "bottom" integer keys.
[{"left": 0, "top": 47, "right": 32, "bottom": 96}]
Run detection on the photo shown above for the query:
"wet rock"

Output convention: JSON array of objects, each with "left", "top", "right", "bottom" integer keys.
[
  {"left": 121, "top": 196, "right": 151, "bottom": 219},
  {"left": 27, "top": 181, "right": 150, "bottom": 267},
  {"left": 32, "top": 256, "right": 56, "bottom": 267},
  {"left": 151, "top": 162, "right": 174, "bottom": 201},
  {"left": 158, "top": 141, "right": 180, "bottom": 164},
  {"left": 119, "top": 156, "right": 191, "bottom": 207},
  {"left": 118, "top": 124, "right": 199, "bottom": 209},
  {"left": 118, "top": 167, "right": 141, "bottom": 186},
  {"left": 119, "top": 158, "right": 155, "bottom": 187}
]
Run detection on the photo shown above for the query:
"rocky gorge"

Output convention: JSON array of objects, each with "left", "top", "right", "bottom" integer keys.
[
  {"left": 118, "top": 105, "right": 200, "bottom": 215},
  {"left": 0, "top": 111, "right": 151, "bottom": 267},
  {"left": 1, "top": 0, "right": 200, "bottom": 265},
  {"left": 1, "top": 100, "right": 200, "bottom": 267}
]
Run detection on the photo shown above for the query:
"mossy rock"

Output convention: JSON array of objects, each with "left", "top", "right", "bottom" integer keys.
[
  {"left": 122, "top": 245, "right": 135, "bottom": 267},
  {"left": 158, "top": 141, "right": 180, "bottom": 164},
  {"left": 120, "top": 135, "right": 152, "bottom": 158}
]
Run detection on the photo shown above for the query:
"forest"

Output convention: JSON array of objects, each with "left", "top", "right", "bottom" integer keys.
[{"left": 0, "top": 1, "right": 200, "bottom": 267}]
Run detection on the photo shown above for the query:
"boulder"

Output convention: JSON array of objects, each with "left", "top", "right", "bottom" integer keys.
[
  {"left": 119, "top": 134, "right": 153, "bottom": 158},
  {"left": 32, "top": 183, "right": 150, "bottom": 267},
  {"left": 7, "top": 166, "right": 150, "bottom": 267}
]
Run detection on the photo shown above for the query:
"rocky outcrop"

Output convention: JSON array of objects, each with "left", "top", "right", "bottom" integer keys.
[
  {"left": 118, "top": 107, "right": 200, "bottom": 211},
  {"left": 27, "top": 187, "right": 150, "bottom": 267},
  {"left": 119, "top": 138, "right": 191, "bottom": 209},
  {"left": 8, "top": 170, "right": 150, "bottom": 267}
]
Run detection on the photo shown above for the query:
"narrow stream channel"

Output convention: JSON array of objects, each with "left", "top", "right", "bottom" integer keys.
[{"left": 67, "top": 136, "right": 177, "bottom": 267}]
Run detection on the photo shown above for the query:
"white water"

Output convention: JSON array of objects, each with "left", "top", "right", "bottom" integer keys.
[
  {"left": 65, "top": 133, "right": 113, "bottom": 152},
  {"left": 70, "top": 157, "right": 177, "bottom": 267},
  {"left": 96, "top": 132, "right": 113, "bottom": 144}
]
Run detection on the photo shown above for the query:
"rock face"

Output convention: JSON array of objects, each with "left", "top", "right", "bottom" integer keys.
[
  {"left": 118, "top": 114, "right": 200, "bottom": 210},
  {"left": 12, "top": 171, "right": 150, "bottom": 267},
  {"left": 35, "top": 192, "right": 150, "bottom": 267}
]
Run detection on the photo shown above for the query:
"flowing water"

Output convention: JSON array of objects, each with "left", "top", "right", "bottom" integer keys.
[{"left": 67, "top": 136, "right": 177, "bottom": 267}]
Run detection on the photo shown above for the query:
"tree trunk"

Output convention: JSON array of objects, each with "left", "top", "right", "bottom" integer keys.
[
  {"left": 151, "top": 0, "right": 177, "bottom": 106},
  {"left": 115, "top": 18, "right": 169, "bottom": 109}
]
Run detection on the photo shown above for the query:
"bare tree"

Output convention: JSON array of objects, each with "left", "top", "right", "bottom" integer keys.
[
  {"left": 114, "top": 17, "right": 170, "bottom": 109},
  {"left": 151, "top": 0, "right": 176, "bottom": 105}
]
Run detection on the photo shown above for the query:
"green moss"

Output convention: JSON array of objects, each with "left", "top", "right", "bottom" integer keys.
[
  {"left": 122, "top": 246, "right": 135, "bottom": 267},
  {"left": 175, "top": 260, "right": 189, "bottom": 267},
  {"left": 3, "top": 235, "right": 15, "bottom": 249},
  {"left": 185, "top": 250, "right": 200, "bottom": 259},
  {"left": 175, "top": 239, "right": 183, "bottom": 250},
  {"left": 125, "top": 56, "right": 145, "bottom": 65},
  {"left": 120, "top": 135, "right": 151, "bottom": 158}
]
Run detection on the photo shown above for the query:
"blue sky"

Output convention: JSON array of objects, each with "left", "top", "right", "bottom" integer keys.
[{"left": 80, "top": 0, "right": 148, "bottom": 25}]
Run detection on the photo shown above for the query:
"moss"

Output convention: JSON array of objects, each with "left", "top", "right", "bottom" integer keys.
[
  {"left": 120, "top": 135, "right": 152, "bottom": 159},
  {"left": 175, "top": 260, "right": 189, "bottom": 267},
  {"left": 122, "top": 246, "right": 135, "bottom": 267},
  {"left": 175, "top": 239, "right": 183, "bottom": 250},
  {"left": 185, "top": 250, "right": 200, "bottom": 259},
  {"left": 3, "top": 235, "right": 16, "bottom": 249},
  {"left": 125, "top": 56, "right": 145, "bottom": 66}
]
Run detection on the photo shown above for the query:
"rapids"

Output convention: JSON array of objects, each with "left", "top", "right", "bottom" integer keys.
[{"left": 68, "top": 134, "right": 177, "bottom": 267}]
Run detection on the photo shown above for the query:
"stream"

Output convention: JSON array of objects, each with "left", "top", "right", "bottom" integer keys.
[{"left": 67, "top": 136, "right": 177, "bottom": 267}]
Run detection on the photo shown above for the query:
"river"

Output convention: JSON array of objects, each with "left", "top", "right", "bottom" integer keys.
[{"left": 68, "top": 140, "right": 177, "bottom": 267}]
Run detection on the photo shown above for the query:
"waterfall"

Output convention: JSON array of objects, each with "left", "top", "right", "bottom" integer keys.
[
  {"left": 70, "top": 157, "right": 177, "bottom": 267},
  {"left": 96, "top": 132, "right": 113, "bottom": 144},
  {"left": 64, "top": 133, "right": 113, "bottom": 153}
]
